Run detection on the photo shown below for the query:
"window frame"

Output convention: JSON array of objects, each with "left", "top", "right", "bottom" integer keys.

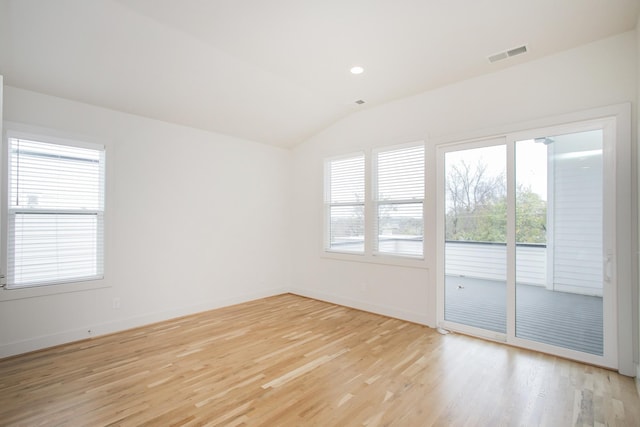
[
  {"left": 372, "top": 142, "right": 425, "bottom": 258},
  {"left": 0, "top": 123, "right": 109, "bottom": 300},
  {"left": 323, "top": 152, "right": 366, "bottom": 255},
  {"left": 322, "top": 142, "right": 427, "bottom": 268}
]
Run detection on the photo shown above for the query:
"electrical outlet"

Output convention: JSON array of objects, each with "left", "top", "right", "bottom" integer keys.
[{"left": 112, "top": 297, "right": 121, "bottom": 309}]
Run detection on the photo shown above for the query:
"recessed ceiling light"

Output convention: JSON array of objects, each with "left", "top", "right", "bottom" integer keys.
[{"left": 350, "top": 66, "right": 364, "bottom": 75}]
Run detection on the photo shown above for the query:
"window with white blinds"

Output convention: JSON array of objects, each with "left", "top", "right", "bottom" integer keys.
[
  {"left": 374, "top": 144, "right": 424, "bottom": 257},
  {"left": 6, "top": 137, "right": 105, "bottom": 289},
  {"left": 325, "top": 154, "right": 365, "bottom": 253}
]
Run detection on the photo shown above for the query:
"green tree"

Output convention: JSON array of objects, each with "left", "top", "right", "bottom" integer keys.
[
  {"left": 445, "top": 159, "right": 505, "bottom": 241},
  {"left": 472, "top": 198, "right": 507, "bottom": 242},
  {"left": 445, "top": 160, "right": 546, "bottom": 244},
  {"left": 515, "top": 185, "right": 546, "bottom": 243},
  {"left": 469, "top": 185, "right": 547, "bottom": 243}
]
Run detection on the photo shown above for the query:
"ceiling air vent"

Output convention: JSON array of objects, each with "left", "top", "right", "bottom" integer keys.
[{"left": 488, "top": 45, "right": 528, "bottom": 63}]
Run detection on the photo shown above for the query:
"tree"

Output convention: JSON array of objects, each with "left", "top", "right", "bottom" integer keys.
[
  {"left": 515, "top": 185, "right": 546, "bottom": 243},
  {"left": 445, "top": 160, "right": 547, "bottom": 244},
  {"left": 445, "top": 159, "right": 506, "bottom": 241}
]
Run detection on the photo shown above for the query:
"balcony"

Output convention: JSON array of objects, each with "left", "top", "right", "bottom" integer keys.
[{"left": 445, "top": 241, "right": 603, "bottom": 355}]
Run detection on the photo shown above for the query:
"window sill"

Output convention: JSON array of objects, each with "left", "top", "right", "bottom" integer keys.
[
  {"left": 0, "top": 279, "right": 110, "bottom": 301},
  {"left": 321, "top": 250, "right": 428, "bottom": 269}
]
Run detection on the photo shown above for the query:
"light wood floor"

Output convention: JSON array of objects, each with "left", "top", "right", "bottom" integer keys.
[{"left": 1, "top": 294, "right": 639, "bottom": 426}]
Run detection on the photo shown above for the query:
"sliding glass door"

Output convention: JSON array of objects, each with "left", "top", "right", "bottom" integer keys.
[
  {"left": 443, "top": 142, "right": 507, "bottom": 335},
  {"left": 514, "top": 130, "right": 605, "bottom": 356},
  {"left": 438, "top": 119, "right": 617, "bottom": 368}
]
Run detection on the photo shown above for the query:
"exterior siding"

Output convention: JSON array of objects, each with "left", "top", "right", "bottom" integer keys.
[{"left": 550, "top": 131, "right": 603, "bottom": 296}]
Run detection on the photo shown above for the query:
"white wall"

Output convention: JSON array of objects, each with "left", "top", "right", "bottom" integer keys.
[
  {"left": 291, "top": 32, "right": 637, "bottom": 354},
  {"left": 0, "top": 86, "right": 292, "bottom": 357}
]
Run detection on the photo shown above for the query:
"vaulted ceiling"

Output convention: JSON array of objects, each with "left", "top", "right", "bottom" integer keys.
[{"left": 0, "top": 0, "right": 638, "bottom": 148}]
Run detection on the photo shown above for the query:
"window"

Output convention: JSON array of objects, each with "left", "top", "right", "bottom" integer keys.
[
  {"left": 323, "top": 142, "right": 425, "bottom": 263},
  {"left": 374, "top": 144, "right": 424, "bottom": 257},
  {"left": 325, "top": 154, "right": 365, "bottom": 253},
  {"left": 6, "top": 136, "right": 105, "bottom": 289}
]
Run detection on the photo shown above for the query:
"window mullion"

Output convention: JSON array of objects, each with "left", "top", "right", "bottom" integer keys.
[{"left": 365, "top": 148, "right": 375, "bottom": 256}]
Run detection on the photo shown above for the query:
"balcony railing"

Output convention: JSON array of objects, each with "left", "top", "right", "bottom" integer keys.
[
  {"left": 446, "top": 240, "right": 546, "bottom": 286},
  {"left": 330, "top": 239, "right": 599, "bottom": 296}
]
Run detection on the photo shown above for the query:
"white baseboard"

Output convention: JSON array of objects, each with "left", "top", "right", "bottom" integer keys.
[
  {"left": 290, "top": 288, "right": 431, "bottom": 326},
  {"left": 0, "top": 287, "right": 288, "bottom": 359},
  {"left": 2, "top": 287, "right": 431, "bottom": 359}
]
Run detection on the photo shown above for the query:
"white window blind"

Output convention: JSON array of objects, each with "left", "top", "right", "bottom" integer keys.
[
  {"left": 374, "top": 144, "right": 424, "bottom": 257},
  {"left": 7, "top": 137, "right": 105, "bottom": 289},
  {"left": 325, "top": 154, "right": 365, "bottom": 253}
]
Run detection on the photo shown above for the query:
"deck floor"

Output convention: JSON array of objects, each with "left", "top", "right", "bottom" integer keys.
[{"left": 445, "top": 276, "right": 603, "bottom": 355}]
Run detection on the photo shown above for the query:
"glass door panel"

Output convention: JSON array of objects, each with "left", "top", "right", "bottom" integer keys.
[
  {"left": 444, "top": 145, "right": 507, "bottom": 333},
  {"left": 515, "top": 130, "right": 604, "bottom": 355}
]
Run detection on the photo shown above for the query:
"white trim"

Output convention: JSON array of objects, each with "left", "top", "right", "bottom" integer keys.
[
  {"left": 429, "top": 104, "right": 632, "bottom": 147},
  {"left": 0, "top": 287, "right": 288, "bottom": 359},
  {"left": 506, "top": 139, "right": 516, "bottom": 341},
  {"left": 4, "top": 121, "right": 105, "bottom": 150},
  {"left": 321, "top": 249, "right": 428, "bottom": 269},
  {"left": 0, "top": 279, "right": 109, "bottom": 301},
  {"left": 438, "top": 319, "right": 507, "bottom": 343},
  {"left": 372, "top": 139, "right": 426, "bottom": 153}
]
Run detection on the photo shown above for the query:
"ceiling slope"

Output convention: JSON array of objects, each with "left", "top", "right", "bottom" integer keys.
[{"left": 1, "top": 0, "right": 638, "bottom": 147}]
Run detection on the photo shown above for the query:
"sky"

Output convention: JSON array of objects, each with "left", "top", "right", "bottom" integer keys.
[{"left": 445, "top": 140, "right": 548, "bottom": 200}]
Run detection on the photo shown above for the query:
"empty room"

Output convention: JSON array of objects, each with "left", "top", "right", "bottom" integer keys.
[{"left": 1, "top": 0, "right": 640, "bottom": 425}]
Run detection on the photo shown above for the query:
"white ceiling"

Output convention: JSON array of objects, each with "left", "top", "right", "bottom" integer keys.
[{"left": 0, "top": 0, "right": 638, "bottom": 148}]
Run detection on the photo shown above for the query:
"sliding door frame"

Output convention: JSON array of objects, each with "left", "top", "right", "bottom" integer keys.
[
  {"left": 434, "top": 103, "right": 634, "bottom": 374},
  {"left": 436, "top": 137, "right": 508, "bottom": 343}
]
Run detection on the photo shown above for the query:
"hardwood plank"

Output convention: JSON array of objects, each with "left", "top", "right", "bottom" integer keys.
[{"left": 0, "top": 294, "right": 638, "bottom": 426}]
